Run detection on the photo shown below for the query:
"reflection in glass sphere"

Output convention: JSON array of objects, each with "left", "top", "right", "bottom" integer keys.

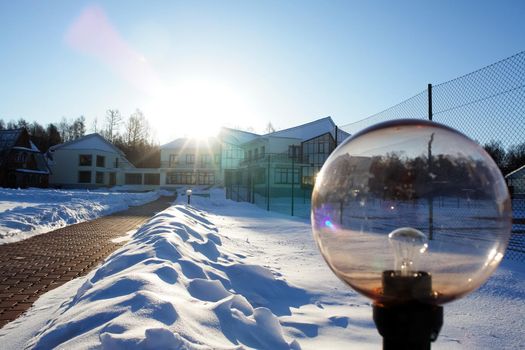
[{"left": 311, "top": 119, "right": 512, "bottom": 305}]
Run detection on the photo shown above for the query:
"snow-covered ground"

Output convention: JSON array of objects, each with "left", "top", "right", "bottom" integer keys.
[
  {"left": 0, "top": 188, "right": 169, "bottom": 245},
  {"left": 0, "top": 189, "right": 523, "bottom": 349}
]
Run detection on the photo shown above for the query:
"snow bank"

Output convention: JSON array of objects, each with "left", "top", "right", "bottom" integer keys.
[
  {"left": 0, "top": 188, "right": 164, "bottom": 244},
  {"left": 23, "top": 203, "right": 303, "bottom": 349}
]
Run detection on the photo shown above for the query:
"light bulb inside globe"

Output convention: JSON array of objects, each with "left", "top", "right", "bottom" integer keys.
[{"left": 388, "top": 227, "right": 428, "bottom": 277}]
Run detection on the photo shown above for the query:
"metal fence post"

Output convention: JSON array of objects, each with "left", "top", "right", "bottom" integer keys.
[
  {"left": 267, "top": 154, "right": 270, "bottom": 211},
  {"left": 291, "top": 154, "right": 295, "bottom": 216},
  {"left": 428, "top": 83, "right": 434, "bottom": 240},
  {"left": 428, "top": 83, "right": 433, "bottom": 121}
]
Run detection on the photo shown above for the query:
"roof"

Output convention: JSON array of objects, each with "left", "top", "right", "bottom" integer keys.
[
  {"left": 219, "top": 127, "right": 259, "bottom": 144},
  {"left": 264, "top": 116, "right": 350, "bottom": 142},
  {"left": 160, "top": 137, "right": 221, "bottom": 150},
  {"left": 49, "top": 133, "right": 125, "bottom": 156},
  {"left": 0, "top": 129, "right": 24, "bottom": 152},
  {"left": 161, "top": 128, "right": 259, "bottom": 150}
]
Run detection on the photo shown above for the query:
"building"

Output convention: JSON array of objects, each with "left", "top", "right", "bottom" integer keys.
[
  {"left": 159, "top": 127, "right": 259, "bottom": 188},
  {"left": 0, "top": 128, "right": 50, "bottom": 188},
  {"left": 233, "top": 117, "right": 350, "bottom": 199},
  {"left": 160, "top": 137, "right": 222, "bottom": 187},
  {"left": 46, "top": 117, "right": 349, "bottom": 194},
  {"left": 48, "top": 133, "right": 136, "bottom": 188}
]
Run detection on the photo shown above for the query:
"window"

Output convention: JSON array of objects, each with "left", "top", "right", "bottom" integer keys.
[
  {"left": 261, "top": 146, "right": 265, "bottom": 157},
  {"left": 96, "top": 155, "right": 105, "bottom": 167},
  {"left": 198, "top": 172, "right": 215, "bottom": 185},
  {"left": 169, "top": 154, "right": 179, "bottom": 166},
  {"left": 214, "top": 154, "right": 221, "bottom": 164},
  {"left": 144, "top": 173, "right": 160, "bottom": 185},
  {"left": 254, "top": 148, "right": 259, "bottom": 159},
  {"left": 79, "top": 154, "right": 92, "bottom": 166},
  {"left": 78, "top": 171, "right": 91, "bottom": 183},
  {"left": 16, "top": 152, "right": 28, "bottom": 163},
  {"left": 274, "top": 167, "right": 299, "bottom": 184},
  {"left": 186, "top": 154, "right": 195, "bottom": 164},
  {"left": 201, "top": 154, "right": 211, "bottom": 165},
  {"left": 288, "top": 145, "right": 299, "bottom": 158},
  {"left": 125, "top": 173, "right": 142, "bottom": 185},
  {"left": 115, "top": 158, "right": 119, "bottom": 168},
  {"left": 248, "top": 150, "right": 252, "bottom": 160},
  {"left": 166, "top": 171, "right": 196, "bottom": 185},
  {"left": 95, "top": 172, "right": 104, "bottom": 184}
]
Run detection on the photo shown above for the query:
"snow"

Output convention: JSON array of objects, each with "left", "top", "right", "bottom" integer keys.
[
  {"left": 0, "top": 189, "right": 523, "bottom": 349},
  {"left": 0, "top": 188, "right": 165, "bottom": 245}
]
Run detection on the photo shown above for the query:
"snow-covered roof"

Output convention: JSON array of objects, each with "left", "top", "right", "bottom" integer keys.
[
  {"left": 219, "top": 127, "right": 259, "bottom": 145},
  {"left": 264, "top": 116, "right": 350, "bottom": 142},
  {"left": 160, "top": 137, "right": 221, "bottom": 150},
  {"left": 0, "top": 129, "right": 24, "bottom": 152},
  {"left": 49, "top": 133, "right": 125, "bottom": 156},
  {"left": 161, "top": 128, "right": 258, "bottom": 150}
]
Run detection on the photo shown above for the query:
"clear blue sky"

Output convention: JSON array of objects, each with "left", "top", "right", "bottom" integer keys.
[{"left": 1, "top": 1, "right": 524, "bottom": 143}]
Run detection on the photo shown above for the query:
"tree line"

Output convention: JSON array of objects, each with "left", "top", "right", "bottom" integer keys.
[
  {"left": 0, "top": 109, "right": 159, "bottom": 168},
  {"left": 483, "top": 140, "right": 525, "bottom": 175}
]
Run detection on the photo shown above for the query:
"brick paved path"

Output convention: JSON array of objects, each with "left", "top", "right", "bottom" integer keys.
[{"left": 0, "top": 196, "right": 175, "bottom": 328}]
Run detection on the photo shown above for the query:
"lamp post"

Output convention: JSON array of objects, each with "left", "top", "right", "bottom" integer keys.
[
  {"left": 186, "top": 189, "right": 192, "bottom": 205},
  {"left": 311, "top": 120, "right": 512, "bottom": 349}
]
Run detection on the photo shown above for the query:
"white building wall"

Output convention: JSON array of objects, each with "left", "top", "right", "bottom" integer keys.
[{"left": 50, "top": 149, "right": 130, "bottom": 188}]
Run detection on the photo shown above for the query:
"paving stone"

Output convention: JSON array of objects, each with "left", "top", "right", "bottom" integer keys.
[
  {"left": 8, "top": 294, "right": 29, "bottom": 302},
  {"left": 0, "top": 196, "right": 174, "bottom": 328},
  {"left": 12, "top": 302, "right": 33, "bottom": 311},
  {"left": 0, "top": 310, "right": 24, "bottom": 320}
]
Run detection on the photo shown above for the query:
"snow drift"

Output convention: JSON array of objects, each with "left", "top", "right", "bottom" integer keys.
[{"left": 26, "top": 204, "right": 305, "bottom": 349}]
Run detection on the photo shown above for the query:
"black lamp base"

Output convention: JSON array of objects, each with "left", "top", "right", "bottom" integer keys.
[
  {"left": 373, "top": 302, "right": 443, "bottom": 350},
  {"left": 373, "top": 270, "right": 443, "bottom": 350}
]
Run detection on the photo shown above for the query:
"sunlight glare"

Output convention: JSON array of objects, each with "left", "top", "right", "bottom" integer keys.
[{"left": 146, "top": 79, "right": 255, "bottom": 141}]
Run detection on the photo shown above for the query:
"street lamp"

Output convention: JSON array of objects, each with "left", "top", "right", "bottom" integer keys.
[
  {"left": 311, "top": 119, "right": 512, "bottom": 349},
  {"left": 186, "top": 189, "right": 192, "bottom": 205}
]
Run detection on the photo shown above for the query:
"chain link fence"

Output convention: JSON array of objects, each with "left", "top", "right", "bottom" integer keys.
[
  {"left": 225, "top": 152, "right": 315, "bottom": 219},
  {"left": 224, "top": 50, "right": 525, "bottom": 262},
  {"left": 340, "top": 50, "right": 525, "bottom": 263}
]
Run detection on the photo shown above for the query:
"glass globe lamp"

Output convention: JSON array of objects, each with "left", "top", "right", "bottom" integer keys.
[{"left": 311, "top": 119, "right": 512, "bottom": 346}]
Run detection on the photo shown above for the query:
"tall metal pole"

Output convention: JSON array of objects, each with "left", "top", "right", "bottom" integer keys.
[
  {"left": 428, "top": 83, "right": 434, "bottom": 240},
  {"left": 291, "top": 153, "right": 295, "bottom": 216},
  {"left": 428, "top": 84, "right": 433, "bottom": 122},
  {"left": 267, "top": 154, "right": 271, "bottom": 211}
]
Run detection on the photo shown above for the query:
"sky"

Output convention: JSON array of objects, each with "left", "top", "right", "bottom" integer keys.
[{"left": 0, "top": 1, "right": 524, "bottom": 144}]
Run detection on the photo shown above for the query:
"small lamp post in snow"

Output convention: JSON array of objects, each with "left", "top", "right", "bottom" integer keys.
[
  {"left": 186, "top": 189, "right": 192, "bottom": 205},
  {"left": 311, "top": 120, "right": 512, "bottom": 349}
]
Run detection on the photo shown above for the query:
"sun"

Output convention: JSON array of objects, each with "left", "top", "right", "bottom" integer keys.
[{"left": 146, "top": 79, "right": 255, "bottom": 141}]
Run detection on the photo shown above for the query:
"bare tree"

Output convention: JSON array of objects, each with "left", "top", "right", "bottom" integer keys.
[
  {"left": 58, "top": 117, "right": 72, "bottom": 142},
  {"left": 265, "top": 122, "right": 276, "bottom": 134},
  {"left": 104, "top": 109, "right": 122, "bottom": 142},
  {"left": 71, "top": 116, "right": 86, "bottom": 140},
  {"left": 91, "top": 116, "right": 99, "bottom": 133},
  {"left": 124, "top": 109, "right": 150, "bottom": 146}
]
